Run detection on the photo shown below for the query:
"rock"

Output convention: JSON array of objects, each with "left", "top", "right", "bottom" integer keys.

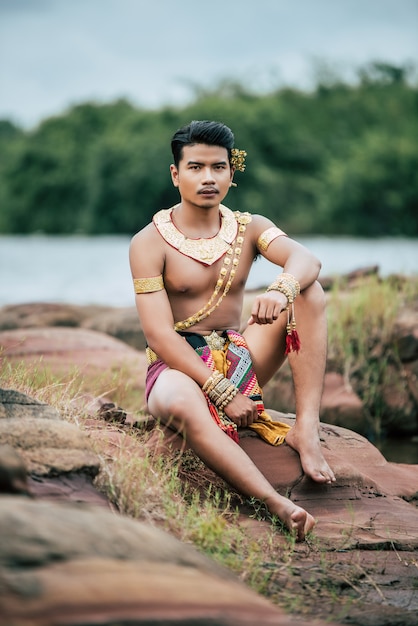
[
  {"left": 393, "top": 306, "right": 418, "bottom": 362},
  {"left": 319, "top": 372, "right": 369, "bottom": 435},
  {"left": 240, "top": 414, "right": 418, "bottom": 550},
  {"left": 380, "top": 363, "right": 417, "bottom": 435},
  {"left": 0, "top": 301, "right": 146, "bottom": 350},
  {"left": 0, "top": 388, "right": 61, "bottom": 421},
  {"left": 150, "top": 412, "right": 418, "bottom": 550},
  {"left": 0, "top": 327, "right": 148, "bottom": 391},
  {"left": 0, "top": 301, "right": 107, "bottom": 330},
  {"left": 0, "top": 444, "right": 29, "bottom": 494},
  {"left": 0, "top": 417, "right": 100, "bottom": 476},
  {"left": 0, "top": 497, "right": 312, "bottom": 626},
  {"left": 97, "top": 402, "right": 128, "bottom": 424},
  {"left": 81, "top": 306, "right": 146, "bottom": 350},
  {"left": 0, "top": 388, "right": 100, "bottom": 486},
  {"left": 404, "top": 360, "right": 418, "bottom": 405},
  {"left": 262, "top": 361, "right": 296, "bottom": 414},
  {"left": 264, "top": 370, "right": 370, "bottom": 438}
]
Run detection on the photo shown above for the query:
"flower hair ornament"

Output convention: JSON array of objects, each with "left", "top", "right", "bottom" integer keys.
[
  {"left": 231, "top": 148, "right": 247, "bottom": 172},
  {"left": 230, "top": 148, "right": 247, "bottom": 187}
]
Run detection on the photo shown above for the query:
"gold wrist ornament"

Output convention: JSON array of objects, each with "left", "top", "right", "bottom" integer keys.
[
  {"left": 266, "top": 273, "right": 301, "bottom": 354},
  {"left": 133, "top": 275, "right": 164, "bottom": 294},
  {"left": 203, "top": 372, "right": 239, "bottom": 410}
]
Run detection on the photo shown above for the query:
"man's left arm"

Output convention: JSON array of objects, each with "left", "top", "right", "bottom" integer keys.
[{"left": 248, "top": 215, "right": 321, "bottom": 325}]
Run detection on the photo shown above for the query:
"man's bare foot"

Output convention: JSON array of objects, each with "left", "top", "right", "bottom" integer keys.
[
  {"left": 285, "top": 420, "right": 336, "bottom": 484},
  {"left": 265, "top": 494, "right": 316, "bottom": 542}
]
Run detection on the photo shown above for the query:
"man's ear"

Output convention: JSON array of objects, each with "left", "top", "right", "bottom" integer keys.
[
  {"left": 230, "top": 166, "right": 237, "bottom": 187},
  {"left": 170, "top": 164, "right": 179, "bottom": 187}
]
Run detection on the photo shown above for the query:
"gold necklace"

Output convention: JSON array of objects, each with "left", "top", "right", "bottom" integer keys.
[
  {"left": 174, "top": 211, "right": 252, "bottom": 331},
  {"left": 153, "top": 204, "right": 239, "bottom": 266}
]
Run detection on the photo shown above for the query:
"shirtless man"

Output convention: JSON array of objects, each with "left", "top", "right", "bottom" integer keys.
[{"left": 129, "top": 120, "right": 335, "bottom": 541}]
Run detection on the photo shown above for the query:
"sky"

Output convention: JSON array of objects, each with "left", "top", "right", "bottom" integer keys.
[{"left": 1, "top": 0, "right": 417, "bottom": 128}]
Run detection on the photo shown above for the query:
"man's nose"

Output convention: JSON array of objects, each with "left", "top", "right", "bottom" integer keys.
[{"left": 201, "top": 167, "right": 215, "bottom": 182}]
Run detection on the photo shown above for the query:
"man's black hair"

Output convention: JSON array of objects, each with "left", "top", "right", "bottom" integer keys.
[{"left": 171, "top": 120, "right": 235, "bottom": 167}]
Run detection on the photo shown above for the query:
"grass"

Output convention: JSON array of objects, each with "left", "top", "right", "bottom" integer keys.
[{"left": 326, "top": 274, "right": 418, "bottom": 438}]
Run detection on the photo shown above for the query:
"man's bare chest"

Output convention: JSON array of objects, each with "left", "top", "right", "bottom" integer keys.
[{"left": 162, "top": 243, "right": 255, "bottom": 296}]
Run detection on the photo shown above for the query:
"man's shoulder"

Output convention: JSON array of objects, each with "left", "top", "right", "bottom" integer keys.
[{"left": 130, "top": 220, "right": 160, "bottom": 248}]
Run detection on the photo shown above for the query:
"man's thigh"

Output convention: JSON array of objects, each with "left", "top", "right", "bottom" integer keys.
[
  {"left": 147, "top": 368, "right": 206, "bottom": 422},
  {"left": 243, "top": 317, "right": 287, "bottom": 387}
]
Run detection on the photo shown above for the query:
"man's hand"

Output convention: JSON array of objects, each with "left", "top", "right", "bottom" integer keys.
[
  {"left": 223, "top": 393, "right": 258, "bottom": 427},
  {"left": 247, "top": 291, "right": 288, "bottom": 325}
]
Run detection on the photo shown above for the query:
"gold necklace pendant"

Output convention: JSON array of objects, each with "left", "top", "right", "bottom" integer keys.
[{"left": 153, "top": 205, "right": 239, "bottom": 266}]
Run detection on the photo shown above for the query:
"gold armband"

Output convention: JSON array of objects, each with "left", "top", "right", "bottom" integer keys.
[
  {"left": 257, "top": 227, "right": 287, "bottom": 252},
  {"left": 133, "top": 275, "right": 164, "bottom": 294}
]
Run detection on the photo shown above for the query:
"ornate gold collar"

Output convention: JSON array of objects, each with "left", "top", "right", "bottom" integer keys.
[{"left": 153, "top": 205, "right": 239, "bottom": 265}]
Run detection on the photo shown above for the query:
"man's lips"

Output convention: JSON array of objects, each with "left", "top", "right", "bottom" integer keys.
[{"left": 198, "top": 188, "right": 218, "bottom": 195}]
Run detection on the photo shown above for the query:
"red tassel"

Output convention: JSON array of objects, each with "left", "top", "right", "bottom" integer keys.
[
  {"left": 285, "top": 329, "right": 301, "bottom": 353},
  {"left": 285, "top": 304, "right": 301, "bottom": 354}
]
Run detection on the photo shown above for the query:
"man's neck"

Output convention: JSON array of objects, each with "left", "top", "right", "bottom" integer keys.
[{"left": 173, "top": 201, "right": 223, "bottom": 239}]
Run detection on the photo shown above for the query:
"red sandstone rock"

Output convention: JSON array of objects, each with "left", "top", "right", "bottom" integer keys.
[
  {"left": 0, "top": 497, "right": 314, "bottom": 626},
  {"left": 319, "top": 372, "right": 368, "bottom": 434},
  {"left": 0, "top": 327, "right": 147, "bottom": 389}
]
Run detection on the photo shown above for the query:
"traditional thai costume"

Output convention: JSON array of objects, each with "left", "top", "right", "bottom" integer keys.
[{"left": 134, "top": 202, "right": 296, "bottom": 446}]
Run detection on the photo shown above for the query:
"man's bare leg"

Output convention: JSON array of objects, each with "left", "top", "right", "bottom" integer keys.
[
  {"left": 244, "top": 281, "right": 335, "bottom": 484},
  {"left": 285, "top": 282, "right": 335, "bottom": 483},
  {"left": 148, "top": 369, "right": 315, "bottom": 541}
]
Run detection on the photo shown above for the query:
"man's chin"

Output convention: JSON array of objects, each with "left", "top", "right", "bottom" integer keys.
[{"left": 194, "top": 198, "right": 220, "bottom": 209}]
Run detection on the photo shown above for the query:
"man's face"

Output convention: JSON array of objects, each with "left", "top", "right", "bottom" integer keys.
[{"left": 170, "top": 143, "right": 234, "bottom": 208}]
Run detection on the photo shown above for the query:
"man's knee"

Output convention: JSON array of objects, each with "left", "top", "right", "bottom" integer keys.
[{"left": 300, "top": 280, "right": 326, "bottom": 312}]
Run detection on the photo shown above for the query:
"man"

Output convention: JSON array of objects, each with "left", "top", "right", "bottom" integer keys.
[{"left": 129, "top": 120, "right": 335, "bottom": 542}]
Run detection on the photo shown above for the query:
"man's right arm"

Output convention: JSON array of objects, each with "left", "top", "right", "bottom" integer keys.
[{"left": 129, "top": 227, "right": 218, "bottom": 387}]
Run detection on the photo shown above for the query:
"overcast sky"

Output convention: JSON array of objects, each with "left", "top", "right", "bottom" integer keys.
[{"left": 1, "top": 0, "right": 417, "bottom": 128}]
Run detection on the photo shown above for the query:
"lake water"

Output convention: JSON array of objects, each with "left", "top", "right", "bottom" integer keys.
[{"left": 1, "top": 235, "right": 417, "bottom": 307}]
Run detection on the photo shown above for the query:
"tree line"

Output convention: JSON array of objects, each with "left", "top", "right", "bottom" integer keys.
[{"left": 0, "top": 62, "right": 417, "bottom": 237}]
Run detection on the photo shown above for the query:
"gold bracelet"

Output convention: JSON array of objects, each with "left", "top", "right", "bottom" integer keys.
[
  {"left": 218, "top": 386, "right": 239, "bottom": 410},
  {"left": 202, "top": 371, "right": 224, "bottom": 394},
  {"left": 266, "top": 273, "right": 300, "bottom": 303}
]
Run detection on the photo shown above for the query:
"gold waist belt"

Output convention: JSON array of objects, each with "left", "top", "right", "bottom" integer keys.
[
  {"left": 146, "top": 331, "right": 227, "bottom": 366},
  {"left": 146, "top": 346, "right": 159, "bottom": 365}
]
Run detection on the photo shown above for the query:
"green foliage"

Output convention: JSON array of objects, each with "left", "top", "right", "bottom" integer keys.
[
  {"left": 0, "top": 62, "right": 416, "bottom": 235},
  {"left": 326, "top": 275, "right": 418, "bottom": 437}
]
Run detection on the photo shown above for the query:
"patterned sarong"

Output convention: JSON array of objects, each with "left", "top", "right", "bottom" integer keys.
[{"left": 146, "top": 330, "right": 290, "bottom": 446}]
